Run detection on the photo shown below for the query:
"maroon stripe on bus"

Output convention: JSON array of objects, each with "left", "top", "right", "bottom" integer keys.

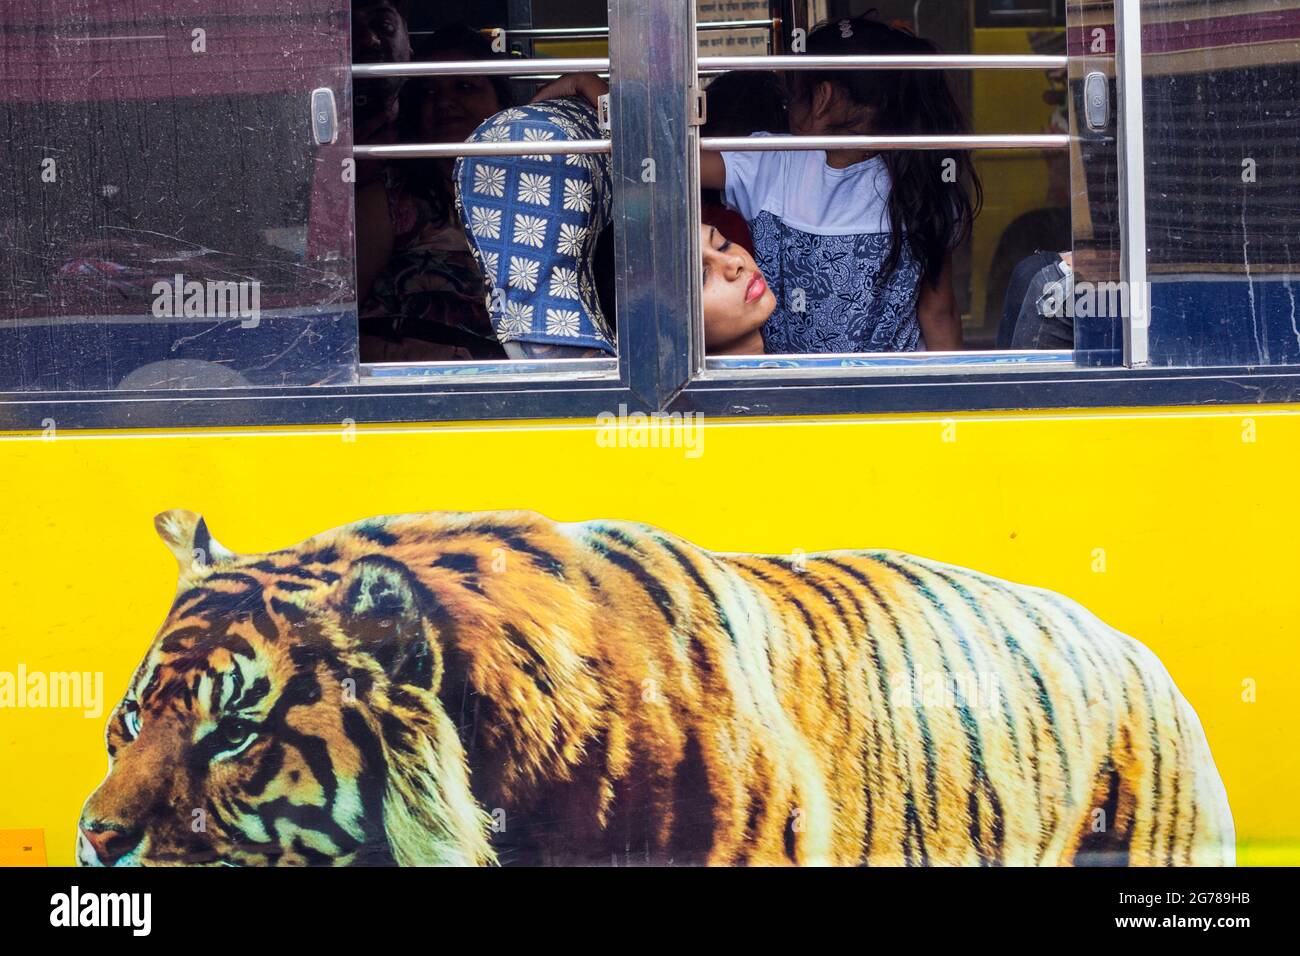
[{"left": 1067, "top": 8, "right": 1300, "bottom": 58}]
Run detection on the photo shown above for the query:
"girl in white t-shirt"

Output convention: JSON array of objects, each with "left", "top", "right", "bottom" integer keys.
[{"left": 699, "top": 16, "right": 981, "bottom": 353}]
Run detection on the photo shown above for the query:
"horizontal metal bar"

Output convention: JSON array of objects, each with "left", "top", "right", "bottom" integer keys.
[
  {"left": 354, "top": 53, "right": 1066, "bottom": 81},
  {"left": 704, "top": 350, "right": 1075, "bottom": 375},
  {"left": 360, "top": 357, "right": 618, "bottom": 381},
  {"left": 358, "top": 137, "right": 1067, "bottom": 160},
  {"left": 510, "top": 74, "right": 611, "bottom": 81},
  {"left": 702, "top": 134, "right": 1070, "bottom": 151},
  {"left": 696, "top": 18, "right": 776, "bottom": 32},
  {"left": 352, "top": 58, "right": 607, "bottom": 79},
  {"left": 354, "top": 139, "right": 610, "bottom": 159},
  {"left": 407, "top": 19, "right": 777, "bottom": 39},
  {"left": 699, "top": 53, "right": 1067, "bottom": 71},
  {"left": 486, "top": 28, "right": 610, "bottom": 40}
]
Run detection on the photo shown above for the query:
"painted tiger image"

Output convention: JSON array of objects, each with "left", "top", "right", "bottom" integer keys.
[{"left": 77, "top": 509, "right": 1234, "bottom": 867}]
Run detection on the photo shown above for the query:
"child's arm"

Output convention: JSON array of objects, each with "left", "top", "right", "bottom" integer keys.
[
  {"left": 533, "top": 75, "right": 729, "bottom": 190},
  {"left": 700, "top": 151, "right": 726, "bottom": 190},
  {"left": 530, "top": 72, "right": 608, "bottom": 107},
  {"left": 916, "top": 253, "right": 963, "bottom": 351}
]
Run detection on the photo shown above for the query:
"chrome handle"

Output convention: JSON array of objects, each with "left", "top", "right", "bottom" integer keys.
[{"left": 310, "top": 88, "right": 338, "bottom": 146}]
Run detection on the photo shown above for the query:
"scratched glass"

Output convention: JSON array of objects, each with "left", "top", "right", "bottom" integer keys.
[
  {"left": 0, "top": 0, "right": 356, "bottom": 391},
  {"left": 1138, "top": 0, "right": 1300, "bottom": 367}
]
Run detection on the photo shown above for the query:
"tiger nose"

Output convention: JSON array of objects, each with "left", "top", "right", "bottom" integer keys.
[{"left": 80, "top": 822, "right": 142, "bottom": 866}]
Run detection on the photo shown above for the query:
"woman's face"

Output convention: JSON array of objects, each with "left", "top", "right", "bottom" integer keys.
[
  {"left": 701, "top": 224, "right": 774, "bottom": 350},
  {"left": 419, "top": 55, "right": 503, "bottom": 143}
]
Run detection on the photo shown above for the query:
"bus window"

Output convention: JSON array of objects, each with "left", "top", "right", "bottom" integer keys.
[
  {"left": 4, "top": 0, "right": 1298, "bottom": 427},
  {"left": 1136, "top": 0, "right": 1300, "bottom": 367},
  {"left": 694, "top": 0, "right": 1077, "bottom": 366},
  {"left": 352, "top": 1, "right": 626, "bottom": 377},
  {"left": 0, "top": 0, "right": 357, "bottom": 392}
]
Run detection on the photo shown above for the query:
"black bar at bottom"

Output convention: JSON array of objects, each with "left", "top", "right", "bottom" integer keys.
[{"left": 0, "top": 864, "right": 1282, "bottom": 942}]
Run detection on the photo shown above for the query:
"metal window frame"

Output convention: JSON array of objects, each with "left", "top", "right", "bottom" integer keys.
[
  {"left": 668, "top": 0, "right": 1300, "bottom": 415},
  {"left": 1114, "top": 0, "right": 1149, "bottom": 368},
  {"left": 0, "top": 0, "right": 686, "bottom": 430}
]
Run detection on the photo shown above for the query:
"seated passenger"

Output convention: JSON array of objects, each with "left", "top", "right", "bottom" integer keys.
[
  {"left": 700, "top": 16, "right": 980, "bottom": 354},
  {"left": 357, "top": 25, "right": 510, "bottom": 362},
  {"left": 455, "top": 96, "right": 773, "bottom": 357},
  {"left": 700, "top": 223, "right": 774, "bottom": 355},
  {"left": 999, "top": 250, "right": 1074, "bottom": 350}
]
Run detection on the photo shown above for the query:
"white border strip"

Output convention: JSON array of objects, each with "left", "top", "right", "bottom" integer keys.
[{"left": 1116, "top": 0, "right": 1150, "bottom": 367}]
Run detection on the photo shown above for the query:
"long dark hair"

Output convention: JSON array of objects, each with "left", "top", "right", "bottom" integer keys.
[
  {"left": 786, "top": 15, "right": 982, "bottom": 287},
  {"left": 397, "top": 24, "right": 517, "bottom": 224}
]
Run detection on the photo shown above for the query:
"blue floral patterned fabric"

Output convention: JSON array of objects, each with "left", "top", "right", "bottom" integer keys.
[
  {"left": 750, "top": 211, "right": 923, "bottom": 353},
  {"left": 454, "top": 97, "right": 614, "bottom": 354}
]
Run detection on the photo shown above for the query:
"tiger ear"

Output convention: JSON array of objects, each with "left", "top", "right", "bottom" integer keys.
[
  {"left": 336, "top": 556, "right": 439, "bottom": 691},
  {"left": 155, "top": 509, "right": 234, "bottom": 575}
]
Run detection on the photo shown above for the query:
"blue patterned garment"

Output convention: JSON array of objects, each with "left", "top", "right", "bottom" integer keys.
[
  {"left": 723, "top": 138, "right": 924, "bottom": 354},
  {"left": 454, "top": 97, "right": 614, "bottom": 354},
  {"left": 749, "top": 212, "right": 923, "bottom": 353}
]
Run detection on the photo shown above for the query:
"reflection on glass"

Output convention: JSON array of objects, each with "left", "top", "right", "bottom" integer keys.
[
  {"left": 0, "top": 0, "right": 357, "bottom": 392},
  {"left": 1140, "top": 0, "right": 1300, "bottom": 366}
]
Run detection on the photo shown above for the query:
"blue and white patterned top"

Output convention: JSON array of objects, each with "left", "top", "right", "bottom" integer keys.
[
  {"left": 455, "top": 97, "right": 614, "bottom": 354},
  {"left": 723, "top": 135, "right": 924, "bottom": 353}
]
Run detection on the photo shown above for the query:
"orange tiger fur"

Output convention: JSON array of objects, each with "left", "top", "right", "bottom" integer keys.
[{"left": 77, "top": 509, "right": 1234, "bottom": 866}]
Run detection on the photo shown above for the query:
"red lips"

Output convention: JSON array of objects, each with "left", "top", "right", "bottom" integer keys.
[{"left": 745, "top": 273, "right": 766, "bottom": 304}]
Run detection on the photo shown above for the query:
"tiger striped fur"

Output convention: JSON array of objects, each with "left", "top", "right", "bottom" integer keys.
[{"left": 76, "top": 509, "right": 1234, "bottom": 866}]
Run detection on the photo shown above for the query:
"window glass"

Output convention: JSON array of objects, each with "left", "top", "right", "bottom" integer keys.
[
  {"left": 1139, "top": 0, "right": 1300, "bottom": 367},
  {"left": 0, "top": 0, "right": 356, "bottom": 392},
  {"left": 975, "top": 0, "right": 1067, "bottom": 28}
]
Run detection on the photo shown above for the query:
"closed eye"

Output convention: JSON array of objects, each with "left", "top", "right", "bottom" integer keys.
[{"left": 702, "top": 227, "right": 734, "bottom": 285}]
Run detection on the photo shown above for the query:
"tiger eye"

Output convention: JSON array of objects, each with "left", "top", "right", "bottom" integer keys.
[{"left": 223, "top": 719, "right": 254, "bottom": 744}]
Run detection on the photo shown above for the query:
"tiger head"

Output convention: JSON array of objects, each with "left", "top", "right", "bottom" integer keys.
[{"left": 76, "top": 509, "right": 524, "bottom": 867}]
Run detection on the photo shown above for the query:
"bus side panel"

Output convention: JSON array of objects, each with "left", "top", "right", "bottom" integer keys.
[{"left": 0, "top": 410, "right": 1294, "bottom": 865}]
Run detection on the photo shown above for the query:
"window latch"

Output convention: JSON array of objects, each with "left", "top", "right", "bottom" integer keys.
[
  {"left": 1083, "top": 72, "right": 1109, "bottom": 131},
  {"left": 310, "top": 88, "right": 338, "bottom": 146},
  {"left": 596, "top": 92, "right": 611, "bottom": 133},
  {"left": 688, "top": 84, "right": 708, "bottom": 127}
]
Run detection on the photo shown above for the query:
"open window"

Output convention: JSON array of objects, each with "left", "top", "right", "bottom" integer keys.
[
  {"left": 351, "top": 1, "right": 623, "bottom": 380},
  {"left": 677, "top": 0, "right": 1300, "bottom": 407},
  {"left": 345, "top": 0, "right": 706, "bottom": 408},
  {"left": 0, "top": 0, "right": 688, "bottom": 423},
  {"left": 692, "top": 0, "right": 1080, "bottom": 373}
]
